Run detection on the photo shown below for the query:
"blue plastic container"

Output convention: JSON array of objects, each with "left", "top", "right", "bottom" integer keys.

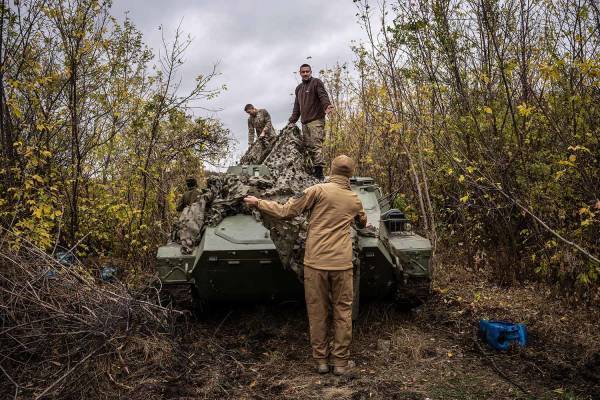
[{"left": 479, "top": 320, "right": 527, "bottom": 351}]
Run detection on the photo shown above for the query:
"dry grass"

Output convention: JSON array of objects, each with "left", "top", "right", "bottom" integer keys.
[
  {"left": 1, "top": 242, "right": 598, "bottom": 399},
  {"left": 0, "top": 240, "right": 181, "bottom": 399}
]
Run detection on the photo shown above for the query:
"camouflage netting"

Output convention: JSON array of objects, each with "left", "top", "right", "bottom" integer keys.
[
  {"left": 239, "top": 134, "right": 277, "bottom": 165},
  {"left": 175, "top": 125, "right": 318, "bottom": 277}
]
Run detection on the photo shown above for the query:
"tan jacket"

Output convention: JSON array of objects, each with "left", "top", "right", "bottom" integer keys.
[{"left": 257, "top": 175, "right": 367, "bottom": 270}]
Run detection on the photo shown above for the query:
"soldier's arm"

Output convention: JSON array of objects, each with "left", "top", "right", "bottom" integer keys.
[
  {"left": 176, "top": 195, "right": 186, "bottom": 212},
  {"left": 257, "top": 186, "right": 320, "bottom": 219},
  {"left": 288, "top": 88, "right": 300, "bottom": 124},
  {"left": 247, "top": 118, "right": 255, "bottom": 145},
  {"left": 355, "top": 203, "right": 368, "bottom": 229},
  {"left": 261, "top": 109, "right": 274, "bottom": 134},
  {"left": 315, "top": 79, "right": 332, "bottom": 110}
]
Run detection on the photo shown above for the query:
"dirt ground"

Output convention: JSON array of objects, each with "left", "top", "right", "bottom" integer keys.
[{"left": 127, "top": 265, "right": 599, "bottom": 400}]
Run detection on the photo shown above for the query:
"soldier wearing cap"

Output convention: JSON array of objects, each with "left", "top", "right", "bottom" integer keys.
[{"left": 244, "top": 155, "right": 366, "bottom": 375}]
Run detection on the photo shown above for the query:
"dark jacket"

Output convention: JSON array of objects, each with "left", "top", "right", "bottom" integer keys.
[
  {"left": 176, "top": 187, "right": 202, "bottom": 212},
  {"left": 288, "top": 77, "right": 332, "bottom": 125}
]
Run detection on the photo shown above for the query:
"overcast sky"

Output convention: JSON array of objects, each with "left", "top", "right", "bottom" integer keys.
[{"left": 110, "top": 0, "right": 368, "bottom": 167}]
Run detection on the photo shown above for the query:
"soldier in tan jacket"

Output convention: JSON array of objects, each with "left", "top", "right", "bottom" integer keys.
[{"left": 244, "top": 155, "right": 367, "bottom": 375}]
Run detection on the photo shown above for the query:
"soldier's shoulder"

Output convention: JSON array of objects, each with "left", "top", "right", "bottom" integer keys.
[
  {"left": 303, "top": 183, "right": 326, "bottom": 194},
  {"left": 304, "top": 183, "right": 321, "bottom": 191},
  {"left": 316, "top": 181, "right": 337, "bottom": 191}
]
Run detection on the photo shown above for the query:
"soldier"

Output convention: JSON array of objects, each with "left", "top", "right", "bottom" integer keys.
[
  {"left": 245, "top": 104, "right": 276, "bottom": 147},
  {"left": 243, "top": 155, "right": 366, "bottom": 376},
  {"left": 286, "top": 64, "right": 334, "bottom": 180},
  {"left": 176, "top": 176, "right": 202, "bottom": 212}
]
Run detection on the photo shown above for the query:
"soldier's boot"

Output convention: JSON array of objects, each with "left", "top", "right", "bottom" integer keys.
[
  {"left": 313, "top": 165, "right": 324, "bottom": 181},
  {"left": 332, "top": 365, "right": 357, "bottom": 377},
  {"left": 316, "top": 361, "right": 329, "bottom": 374}
]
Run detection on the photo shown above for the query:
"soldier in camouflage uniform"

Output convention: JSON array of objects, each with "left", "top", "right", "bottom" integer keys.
[
  {"left": 245, "top": 104, "right": 276, "bottom": 147},
  {"left": 176, "top": 177, "right": 202, "bottom": 212}
]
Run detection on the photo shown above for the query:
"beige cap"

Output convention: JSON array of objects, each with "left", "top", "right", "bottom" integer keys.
[{"left": 330, "top": 155, "right": 355, "bottom": 178}]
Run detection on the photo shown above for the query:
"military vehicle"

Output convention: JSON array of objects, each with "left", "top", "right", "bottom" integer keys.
[{"left": 156, "top": 164, "right": 432, "bottom": 311}]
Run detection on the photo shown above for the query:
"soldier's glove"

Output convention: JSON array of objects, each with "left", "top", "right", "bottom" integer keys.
[{"left": 286, "top": 122, "right": 296, "bottom": 129}]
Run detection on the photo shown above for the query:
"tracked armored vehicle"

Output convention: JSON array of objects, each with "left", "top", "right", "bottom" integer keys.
[{"left": 156, "top": 164, "right": 432, "bottom": 310}]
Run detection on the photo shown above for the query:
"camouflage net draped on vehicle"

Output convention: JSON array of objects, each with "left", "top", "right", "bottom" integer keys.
[{"left": 175, "top": 125, "right": 318, "bottom": 277}]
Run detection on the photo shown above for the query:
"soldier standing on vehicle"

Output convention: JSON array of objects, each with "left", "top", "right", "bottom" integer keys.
[
  {"left": 243, "top": 155, "right": 366, "bottom": 376},
  {"left": 245, "top": 104, "right": 276, "bottom": 147},
  {"left": 176, "top": 176, "right": 202, "bottom": 212},
  {"left": 286, "top": 64, "right": 334, "bottom": 181}
]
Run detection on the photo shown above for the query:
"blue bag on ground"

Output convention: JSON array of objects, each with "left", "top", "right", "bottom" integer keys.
[{"left": 479, "top": 320, "right": 527, "bottom": 351}]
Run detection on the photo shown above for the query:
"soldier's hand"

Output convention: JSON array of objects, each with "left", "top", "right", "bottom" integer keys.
[
  {"left": 243, "top": 195, "right": 260, "bottom": 207},
  {"left": 286, "top": 122, "right": 296, "bottom": 129},
  {"left": 325, "top": 105, "right": 334, "bottom": 115}
]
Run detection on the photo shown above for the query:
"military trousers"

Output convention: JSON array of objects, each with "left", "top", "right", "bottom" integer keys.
[
  {"left": 303, "top": 266, "right": 353, "bottom": 367},
  {"left": 301, "top": 119, "right": 325, "bottom": 167}
]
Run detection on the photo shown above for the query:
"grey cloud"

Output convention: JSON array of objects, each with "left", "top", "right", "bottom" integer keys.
[{"left": 111, "top": 0, "right": 366, "bottom": 166}]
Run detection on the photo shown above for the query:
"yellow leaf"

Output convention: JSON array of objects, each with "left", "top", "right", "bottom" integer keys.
[
  {"left": 483, "top": 106, "right": 493, "bottom": 114},
  {"left": 460, "top": 194, "right": 470, "bottom": 203},
  {"left": 458, "top": 175, "right": 465, "bottom": 183},
  {"left": 32, "top": 175, "right": 44, "bottom": 183},
  {"left": 390, "top": 123, "right": 402, "bottom": 133},
  {"left": 567, "top": 145, "right": 592, "bottom": 154},
  {"left": 579, "top": 207, "right": 590, "bottom": 216},
  {"left": 517, "top": 103, "right": 534, "bottom": 117},
  {"left": 568, "top": 154, "right": 576, "bottom": 162},
  {"left": 581, "top": 219, "right": 591, "bottom": 227},
  {"left": 558, "top": 160, "right": 575, "bottom": 167}
]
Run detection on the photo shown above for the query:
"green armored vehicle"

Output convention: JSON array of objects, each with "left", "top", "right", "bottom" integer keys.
[{"left": 156, "top": 164, "right": 432, "bottom": 310}]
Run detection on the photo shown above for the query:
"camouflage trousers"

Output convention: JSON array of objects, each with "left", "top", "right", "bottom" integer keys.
[
  {"left": 304, "top": 266, "right": 353, "bottom": 367},
  {"left": 301, "top": 119, "right": 325, "bottom": 167}
]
